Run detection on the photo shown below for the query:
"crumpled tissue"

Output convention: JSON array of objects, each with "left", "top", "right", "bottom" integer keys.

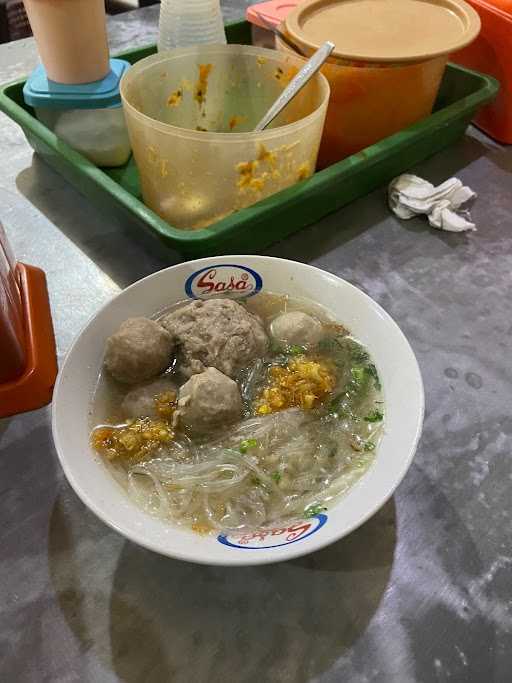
[{"left": 388, "top": 174, "right": 477, "bottom": 232}]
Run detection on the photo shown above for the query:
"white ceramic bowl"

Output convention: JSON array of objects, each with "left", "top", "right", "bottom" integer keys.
[{"left": 52, "top": 256, "right": 424, "bottom": 566}]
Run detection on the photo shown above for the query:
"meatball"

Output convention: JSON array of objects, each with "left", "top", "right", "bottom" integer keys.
[
  {"left": 270, "top": 311, "right": 324, "bottom": 347},
  {"left": 177, "top": 367, "right": 243, "bottom": 434},
  {"left": 121, "top": 378, "right": 177, "bottom": 419},
  {"left": 104, "top": 317, "right": 174, "bottom": 384},
  {"left": 161, "top": 298, "right": 268, "bottom": 378}
]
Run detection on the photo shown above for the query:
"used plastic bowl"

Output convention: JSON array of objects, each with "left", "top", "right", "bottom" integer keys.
[
  {"left": 52, "top": 256, "right": 424, "bottom": 566},
  {"left": 120, "top": 45, "right": 329, "bottom": 229}
]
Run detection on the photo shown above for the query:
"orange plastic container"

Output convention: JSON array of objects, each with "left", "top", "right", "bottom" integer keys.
[
  {"left": 279, "top": 0, "right": 481, "bottom": 167},
  {"left": 452, "top": 0, "right": 512, "bottom": 143},
  {"left": 0, "top": 263, "right": 58, "bottom": 417},
  {"left": 278, "top": 38, "right": 448, "bottom": 166},
  {"left": 0, "top": 224, "right": 57, "bottom": 417}
]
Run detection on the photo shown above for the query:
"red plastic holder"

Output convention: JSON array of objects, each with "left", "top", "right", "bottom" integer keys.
[
  {"left": 452, "top": 0, "right": 512, "bottom": 143},
  {"left": 0, "top": 263, "right": 58, "bottom": 417}
]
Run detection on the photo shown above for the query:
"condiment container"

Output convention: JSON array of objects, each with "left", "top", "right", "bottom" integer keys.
[
  {"left": 22, "top": 0, "right": 109, "bottom": 84},
  {"left": 23, "top": 59, "right": 131, "bottom": 167},
  {"left": 280, "top": 0, "right": 481, "bottom": 167},
  {"left": 0, "top": 223, "right": 26, "bottom": 383},
  {"left": 120, "top": 44, "right": 329, "bottom": 230},
  {"left": 452, "top": 0, "right": 511, "bottom": 143},
  {"left": 0, "top": 222, "right": 57, "bottom": 417}
]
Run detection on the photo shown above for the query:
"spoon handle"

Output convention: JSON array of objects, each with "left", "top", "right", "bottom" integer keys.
[{"left": 254, "top": 41, "right": 335, "bottom": 133}]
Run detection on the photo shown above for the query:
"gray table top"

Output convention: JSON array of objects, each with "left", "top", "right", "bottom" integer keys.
[{"left": 1, "top": 5, "right": 511, "bottom": 683}]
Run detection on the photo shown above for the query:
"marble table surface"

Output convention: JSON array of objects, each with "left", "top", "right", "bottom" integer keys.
[{"left": 1, "top": 5, "right": 511, "bottom": 682}]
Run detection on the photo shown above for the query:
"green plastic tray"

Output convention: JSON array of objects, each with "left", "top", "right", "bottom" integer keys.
[{"left": 0, "top": 21, "right": 499, "bottom": 256}]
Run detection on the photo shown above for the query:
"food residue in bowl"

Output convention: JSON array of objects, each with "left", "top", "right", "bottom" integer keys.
[
  {"left": 237, "top": 143, "right": 308, "bottom": 194},
  {"left": 236, "top": 143, "right": 278, "bottom": 192},
  {"left": 237, "top": 159, "right": 262, "bottom": 191},
  {"left": 147, "top": 145, "right": 159, "bottom": 164},
  {"left": 160, "top": 159, "right": 169, "bottom": 178},
  {"left": 274, "top": 65, "right": 299, "bottom": 86},
  {"left": 257, "top": 143, "right": 277, "bottom": 167},
  {"left": 194, "top": 63, "right": 213, "bottom": 107},
  {"left": 167, "top": 88, "right": 183, "bottom": 107},
  {"left": 167, "top": 80, "right": 193, "bottom": 108},
  {"left": 145, "top": 145, "right": 170, "bottom": 179},
  {"left": 229, "top": 115, "right": 247, "bottom": 131},
  {"left": 297, "top": 161, "right": 311, "bottom": 181}
]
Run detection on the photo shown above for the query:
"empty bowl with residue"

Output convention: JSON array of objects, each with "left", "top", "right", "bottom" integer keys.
[{"left": 120, "top": 45, "right": 329, "bottom": 229}]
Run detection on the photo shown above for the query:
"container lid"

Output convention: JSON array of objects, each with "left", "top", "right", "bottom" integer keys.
[
  {"left": 284, "top": 0, "right": 481, "bottom": 63},
  {"left": 23, "top": 59, "right": 130, "bottom": 109},
  {"left": 246, "top": 0, "right": 300, "bottom": 28}
]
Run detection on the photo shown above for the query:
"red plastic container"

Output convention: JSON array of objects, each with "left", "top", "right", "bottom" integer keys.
[
  {"left": 452, "top": 0, "right": 511, "bottom": 142},
  {"left": 0, "top": 224, "right": 57, "bottom": 417}
]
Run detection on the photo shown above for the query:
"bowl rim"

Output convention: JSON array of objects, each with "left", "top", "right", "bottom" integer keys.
[
  {"left": 52, "top": 256, "right": 424, "bottom": 566},
  {"left": 120, "top": 44, "right": 330, "bottom": 142}
]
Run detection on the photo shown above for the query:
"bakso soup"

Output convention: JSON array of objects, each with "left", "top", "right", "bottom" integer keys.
[{"left": 90, "top": 294, "right": 384, "bottom": 535}]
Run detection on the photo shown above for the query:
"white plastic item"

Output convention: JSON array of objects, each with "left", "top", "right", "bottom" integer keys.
[
  {"left": 158, "top": 0, "right": 227, "bottom": 50},
  {"left": 35, "top": 107, "right": 131, "bottom": 167}
]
